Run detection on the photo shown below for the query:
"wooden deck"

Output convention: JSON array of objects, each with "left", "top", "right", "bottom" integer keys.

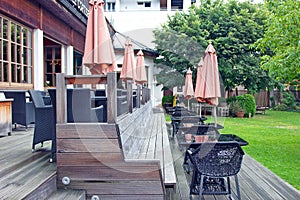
[{"left": 1, "top": 121, "right": 300, "bottom": 200}]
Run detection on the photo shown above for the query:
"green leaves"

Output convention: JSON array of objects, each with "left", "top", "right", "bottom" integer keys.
[
  {"left": 255, "top": 0, "right": 300, "bottom": 83},
  {"left": 153, "top": 0, "right": 272, "bottom": 94}
]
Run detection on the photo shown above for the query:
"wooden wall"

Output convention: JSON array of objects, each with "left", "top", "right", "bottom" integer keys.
[{"left": 0, "top": 0, "right": 86, "bottom": 52}]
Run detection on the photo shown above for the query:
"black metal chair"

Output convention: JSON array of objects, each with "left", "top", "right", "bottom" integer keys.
[
  {"left": 188, "top": 142, "right": 244, "bottom": 200},
  {"left": 28, "top": 90, "right": 55, "bottom": 162}
]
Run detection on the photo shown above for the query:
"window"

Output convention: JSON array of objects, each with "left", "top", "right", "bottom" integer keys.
[
  {"left": 145, "top": 2, "right": 151, "bottom": 7},
  {"left": 0, "top": 15, "right": 33, "bottom": 86},
  {"left": 104, "top": 1, "right": 115, "bottom": 12},
  {"left": 74, "top": 51, "right": 83, "bottom": 75},
  {"left": 44, "top": 47, "right": 61, "bottom": 87},
  {"left": 137, "top": 1, "right": 151, "bottom": 8}
]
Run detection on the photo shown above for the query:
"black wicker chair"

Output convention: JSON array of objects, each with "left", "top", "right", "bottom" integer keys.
[
  {"left": 48, "top": 88, "right": 104, "bottom": 123},
  {"left": 188, "top": 142, "right": 244, "bottom": 200},
  {"left": 28, "top": 90, "right": 55, "bottom": 162},
  {"left": 2, "top": 90, "right": 35, "bottom": 129}
]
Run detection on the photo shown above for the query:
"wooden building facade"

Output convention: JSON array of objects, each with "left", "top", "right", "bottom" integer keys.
[{"left": 0, "top": 0, "right": 88, "bottom": 90}]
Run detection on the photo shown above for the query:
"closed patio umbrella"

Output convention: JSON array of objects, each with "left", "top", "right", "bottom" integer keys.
[
  {"left": 194, "top": 43, "right": 221, "bottom": 105},
  {"left": 120, "top": 38, "right": 135, "bottom": 81},
  {"left": 183, "top": 68, "right": 194, "bottom": 110},
  {"left": 83, "top": 0, "right": 116, "bottom": 74},
  {"left": 135, "top": 50, "right": 147, "bottom": 85},
  {"left": 194, "top": 43, "right": 221, "bottom": 123}
]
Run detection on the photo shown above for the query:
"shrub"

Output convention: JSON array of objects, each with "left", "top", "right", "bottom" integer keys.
[
  {"left": 274, "top": 104, "right": 289, "bottom": 111},
  {"left": 281, "top": 91, "right": 297, "bottom": 110},
  {"left": 226, "top": 96, "right": 236, "bottom": 105},
  {"left": 236, "top": 94, "right": 256, "bottom": 117}
]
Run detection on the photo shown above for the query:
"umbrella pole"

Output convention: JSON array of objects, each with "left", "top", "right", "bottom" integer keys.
[
  {"left": 199, "top": 103, "right": 202, "bottom": 118},
  {"left": 187, "top": 99, "right": 190, "bottom": 110},
  {"left": 213, "top": 106, "right": 217, "bottom": 127}
]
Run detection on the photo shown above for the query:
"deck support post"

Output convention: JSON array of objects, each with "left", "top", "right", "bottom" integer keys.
[
  {"left": 56, "top": 73, "right": 67, "bottom": 124},
  {"left": 137, "top": 85, "right": 141, "bottom": 108},
  {"left": 107, "top": 72, "right": 117, "bottom": 123},
  {"left": 127, "top": 80, "right": 133, "bottom": 113}
]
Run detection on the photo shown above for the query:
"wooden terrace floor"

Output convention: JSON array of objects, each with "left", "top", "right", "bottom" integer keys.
[{"left": 0, "top": 121, "right": 300, "bottom": 200}]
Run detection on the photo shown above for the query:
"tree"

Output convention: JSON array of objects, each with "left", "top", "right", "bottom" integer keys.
[
  {"left": 255, "top": 0, "right": 300, "bottom": 84},
  {"left": 153, "top": 0, "right": 272, "bottom": 94}
]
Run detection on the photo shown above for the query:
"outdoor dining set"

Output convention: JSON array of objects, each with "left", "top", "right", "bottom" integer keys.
[
  {"left": 0, "top": 86, "right": 146, "bottom": 162},
  {"left": 169, "top": 105, "right": 248, "bottom": 200}
]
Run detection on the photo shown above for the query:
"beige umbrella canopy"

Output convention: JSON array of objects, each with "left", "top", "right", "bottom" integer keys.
[
  {"left": 135, "top": 50, "right": 147, "bottom": 84},
  {"left": 120, "top": 38, "right": 136, "bottom": 81},
  {"left": 184, "top": 68, "right": 194, "bottom": 99},
  {"left": 83, "top": 0, "right": 116, "bottom": 74},
  {"left": 194, "top": 43, "right": 221, "bottom": 106},
  {"left": 184, "top": 67, "right": 194, "bottom": 110}
]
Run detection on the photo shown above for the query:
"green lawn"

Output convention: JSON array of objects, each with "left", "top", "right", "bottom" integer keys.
[{"left": 220, "top": 110, "right": 300, "bottom": 190}]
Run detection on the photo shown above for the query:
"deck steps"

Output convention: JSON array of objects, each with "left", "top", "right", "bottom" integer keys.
[
  {"left": 46, "top": 189, "right": 86, "bottom": 200},
  {"left": 0, "top": 131, "right": 57, "bottom": 200}
]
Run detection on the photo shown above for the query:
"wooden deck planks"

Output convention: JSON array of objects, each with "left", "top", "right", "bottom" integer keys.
[
  {"left": 122, "top": 110, "right": 177, "bottom": 189},
  {"left": 137, "top": 113, "right": 155, "bottom": 160},
  {"left": 0, "top": 131, "right": 56, "bottom": 200},
  {"left": 240, "top": 155, "right": 300, "bottom": 200},
  {"left": 47, "top": 189, "right": 86, "bottom": 200}
]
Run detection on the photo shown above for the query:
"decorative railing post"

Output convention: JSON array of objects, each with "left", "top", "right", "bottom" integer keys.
[
  {"left": 127, "top": 80, "right": 133, "bottom": 113},
  {"left": 137, "top": 85, "right": 141, "bottom": 108},
  {"left": 107, "top": 72, "right": 117, "bottom": 123},
  {"left": 56, "top": 73, "right": 67, "bottom": 124},
  {"left": 142, "top": 87, "right": 146, "bottom": 105}
]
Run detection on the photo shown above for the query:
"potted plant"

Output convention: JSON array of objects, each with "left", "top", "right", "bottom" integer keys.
[{"left": 230, "top": 101, "right": 246, "bottom": 118}]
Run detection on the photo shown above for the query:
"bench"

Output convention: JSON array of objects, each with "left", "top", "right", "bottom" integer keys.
[
  {"left": 55, "top": 73, "right": 166, "bottom": 199},
  {"left": 256, "top": 106, "right": 267, "bottom": 114},
  {"left": 118, "top": 103, "right": 177, "bottom": 190}
]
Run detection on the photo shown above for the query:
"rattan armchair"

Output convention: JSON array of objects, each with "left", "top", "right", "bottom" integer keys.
[
  {"left": 188, "top": 142, "right": 244, "bottom": 200},
  {"left": 3, "top": 90, "right": 35, "bottom": 129},
  {"left": 28, "top": 90, "right": 55, "bottom": 162}
]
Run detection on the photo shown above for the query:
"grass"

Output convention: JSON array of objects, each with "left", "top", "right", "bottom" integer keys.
[{"left": 220, "top": 110, "right": 300, "bottom": 190}]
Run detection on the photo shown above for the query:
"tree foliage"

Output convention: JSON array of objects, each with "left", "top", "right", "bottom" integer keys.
[
  {"left": 255, "top": 0, "right": 300, "bottom": 84},
  {"left": 153, "top": 0, "right": 272, "bottom": 94}
]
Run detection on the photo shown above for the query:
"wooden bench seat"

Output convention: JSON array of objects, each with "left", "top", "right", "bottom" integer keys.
[
  {"left": 56, "top": 123, "right": 165, "bottom": 199},
  {"left": 256, "top": 106, "right": 267, "bottom": 114},
  {"left": 118, "top": 104, "right": 177, "bottom": 190},
  {"left": 55, "top": 73, "right": 167, "bottom": 199}
]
